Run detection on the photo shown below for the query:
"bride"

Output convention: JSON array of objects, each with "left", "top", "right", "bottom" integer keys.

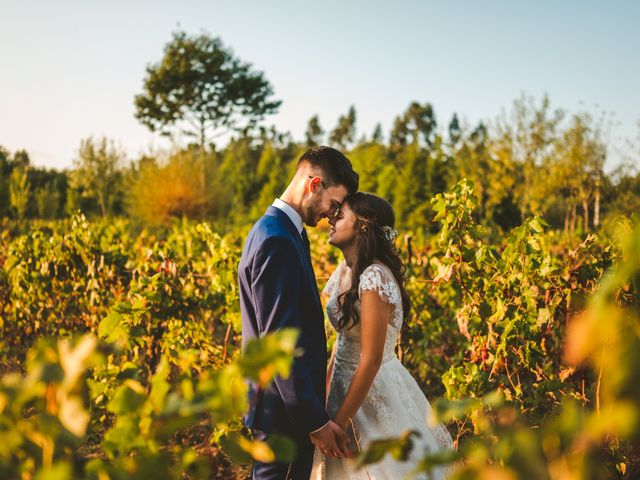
[{"left": 310, "top": 192, "right": 454, "bottom": 479}]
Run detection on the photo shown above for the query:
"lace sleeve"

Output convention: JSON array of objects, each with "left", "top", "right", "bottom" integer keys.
[
  {"left": 358, "top": 264, "right": 405, "bottom": 329},
  {"left": 322, "top": 261, "right": 344, "bottom": 297},
  {"left": 358, "top": 264, "right": 401, "bottom": 308}
]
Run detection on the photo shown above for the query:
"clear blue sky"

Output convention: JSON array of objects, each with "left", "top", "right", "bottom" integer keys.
[{"left": 1, "top": 0, "right": 638, "bottom": 170}]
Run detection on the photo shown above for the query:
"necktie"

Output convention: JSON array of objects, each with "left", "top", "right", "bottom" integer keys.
[{"left": 301, "top": 228, "right": 311, "bottom": 255}]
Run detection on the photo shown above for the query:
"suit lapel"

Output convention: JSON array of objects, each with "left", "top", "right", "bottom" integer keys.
[{"left": 265, "top": 207, "right": 322, "bottom": 311}]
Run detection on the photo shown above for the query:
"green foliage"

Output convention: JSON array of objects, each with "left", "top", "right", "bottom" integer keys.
[
  {"left": 251, "top": 141, "right": 286, "bottom": 219},
  {"left": 35, "top": 182, "right": 62, "bottom": 219},
  {"left": 353, "top": 430, "right": 422, "bottom": 470},
  {"left": 69, "top": 137, "right": 124, "bottom": 217},
  {"left": 357, "top": 182, "right": 639, "bottom": 478},
  {"left": 305, "top": 115, "right": 324, "bottom": 147},
  {"left": 0, "top": 213, "right": 298, "bottom": 477},
  {"left": 419, "top": 180, "right": 611, "bottom": 418},
  {"left": 0, "top": 325, "right": 299, "bottom": 479},
  {"left": 329, "top": 106, "right": 357, "bottom": 150},
  {"left": 347, "top": 141, "right": 387, "bottom": 193},
  {"left": 2, "top": 92, "right": 639, "bottom": 231},
  {"left": 394, "top": 141, "right": 431, "bottom": 230},
  {"left": 0, "top": 213, "right": 243, "bottom": 372},
  {"left": 0, "top": 335, "right": 101, "bottom": 479},
  {"left": 9, "top": 166, "right": 30, "bottom": 219}
]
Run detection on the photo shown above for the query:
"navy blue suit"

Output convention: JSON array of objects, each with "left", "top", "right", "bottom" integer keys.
[{"left": 239, "top": 206, "right": 329, "bottom": 479}]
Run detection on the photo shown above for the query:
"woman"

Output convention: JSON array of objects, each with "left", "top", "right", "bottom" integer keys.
[{"left": 310, "top": 192, "right": 454, "bottom": 479}]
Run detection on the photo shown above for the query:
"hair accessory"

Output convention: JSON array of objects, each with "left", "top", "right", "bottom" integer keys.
[{"left": 382, "top": 225, "right": 398, "bottom": 243}]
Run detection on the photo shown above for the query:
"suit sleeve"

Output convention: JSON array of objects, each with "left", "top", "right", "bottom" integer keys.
[{"left": 251, "top": 236, "right": 330, "bottom": 433}]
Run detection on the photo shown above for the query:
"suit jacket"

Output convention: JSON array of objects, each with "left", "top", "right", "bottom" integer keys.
[{"left": 238, "top": 206, "right": 330, "bottom": 437}]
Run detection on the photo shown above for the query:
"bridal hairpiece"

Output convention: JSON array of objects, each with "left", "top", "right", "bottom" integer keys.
[{"left": 382, "top": 225, "right": 398, "bottom": 243}]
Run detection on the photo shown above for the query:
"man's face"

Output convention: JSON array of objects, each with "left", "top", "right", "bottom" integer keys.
[{"left": 302, "top": 177, "right": 348, "bottom": 227}]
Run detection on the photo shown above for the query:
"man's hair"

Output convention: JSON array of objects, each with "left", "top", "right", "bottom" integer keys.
[{"left": 297, "top": 146, "right": 359, "bottom": 194}]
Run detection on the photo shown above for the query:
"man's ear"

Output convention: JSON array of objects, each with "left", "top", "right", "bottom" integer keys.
[{"left": 309, "top": 176, "right": 322, "bottom": 193}]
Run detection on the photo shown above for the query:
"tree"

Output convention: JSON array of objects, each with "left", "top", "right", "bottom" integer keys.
[
  {"left": 404, "top": 102, "right": 437, "bottom": 146},
  {"left": 70, "top": 137, "right": 124, "bottom": 217},
  {"left": 390, "top": 102, "right": 437, "bottom": 151},
  {"left": 305, "top": 115, "right": 324, "bottom": 147},
  {"left": 127, "top": 151, "right": 206, "bottom": 226},
  {"left": 452, "top": 122, "right": 492, "bottom": 218},
  {"left": 9, "top": 167, "right": 30, "bottom": 219},
  {"left": 448, "top": 113, "right": 461, "bottom": 147},
  {"left": 0, "top": 146, "right": 10, "bottom": 217},
  {"left": 35, "top": 183, "right": 61, "bottom": 219},
  {"left": 329, "top": 106, "right": 356, "bottom": 149},
  {"left": 213, "top": 134, "right": 261, "bottom": 222},
  {"left": 372, "top": 123, "right": 383, "bottom": 143},
  {"left": 135, "top": 31, "right": 281, "bottom": 149},
  {"left": 552, "top": 113, "right": 607, "bottom": 234},
  {"left": 496, "top": 94, "right": 564, "bottom": 218},
  {"left": 348, "top": 141, "right": 387, "bottom": 193},
  {"left": 393, "top": 141, "right": 430, "bottom": 229},
  {"left": 252, "top": 141, "right": 286, "bottom": 218},
  {"left": 389, "top": 115, "right": 409, "bottom": 154},
  {"left": 12, "top": 149, "right": 31, "bottom": 169}
]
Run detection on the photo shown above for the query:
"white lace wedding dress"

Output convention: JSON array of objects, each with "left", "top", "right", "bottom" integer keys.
[{"left": 310, "top": 261, "right": 454, "bottom": 480}]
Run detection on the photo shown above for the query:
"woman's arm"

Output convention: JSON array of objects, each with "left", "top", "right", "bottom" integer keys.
[{"left": 332, "top": 291, "right": 392, "bottom": 431}]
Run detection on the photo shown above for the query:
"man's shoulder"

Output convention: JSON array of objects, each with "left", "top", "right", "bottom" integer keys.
[
  {"left": 246, "top": 214, "right": 296, "bottom": 252},
  {"left": 253, "top": 213, "right": 290, "bottom": 237}
]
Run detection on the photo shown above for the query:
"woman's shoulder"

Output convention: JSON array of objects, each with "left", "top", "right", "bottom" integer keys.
[
  {"left": 358, "top": 262, "right": 403, "bottom": 321},
  {"left": 360, "top": 260, "right": 393, "bottom": 277},
  {"left": 359, "top": 261, "right": 397, "bottom": 289}
]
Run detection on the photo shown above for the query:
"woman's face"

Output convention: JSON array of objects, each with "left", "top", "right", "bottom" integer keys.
[{"left": 328, "top": 201, "right": 358, "bottom": 248}]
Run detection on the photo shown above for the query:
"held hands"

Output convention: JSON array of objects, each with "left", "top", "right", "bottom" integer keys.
[{"left": 309, "top": 420, "right": 351, "bottom": 459}]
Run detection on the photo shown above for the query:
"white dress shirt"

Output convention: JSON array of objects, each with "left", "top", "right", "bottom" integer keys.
[{"left": 272, "top": 198, "right": 304, "bottom": 235}]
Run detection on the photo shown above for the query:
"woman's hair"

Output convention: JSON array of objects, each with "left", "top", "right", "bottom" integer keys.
[{"left": 336, "top": 192, "right": 411, "bottom": 330}]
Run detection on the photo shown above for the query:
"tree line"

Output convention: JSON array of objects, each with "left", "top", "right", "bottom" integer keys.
[
  {"left": 2, "top": 97, "right": 638, "bottom": 233},
  {"left": 2, "top": 30, "right": 638, "bottom": 234}
]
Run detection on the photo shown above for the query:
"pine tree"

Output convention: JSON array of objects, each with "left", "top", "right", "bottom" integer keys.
[
  {"left": 329, "top": 106, "right": 356, "bottom": 150},
  {"left": 252, "top": 142, "right": 286, "bottom": 218},
  {"left": 305, "top": 115, "right": 324, "bottom": 147}
]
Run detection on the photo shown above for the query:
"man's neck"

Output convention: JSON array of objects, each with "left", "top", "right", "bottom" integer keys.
[{"left": 279, "top": 191, "right": 304, "bottom": 221}]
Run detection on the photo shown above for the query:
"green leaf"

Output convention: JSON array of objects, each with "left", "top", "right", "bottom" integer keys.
[
  {"left": 98, "top": 311, "right": 129, "bottom": 344},
  {"left": 266, "top": 434, "right": 297, "bottom": 463},
  {"left": 149, "top": 357, "right": 171, "bottom": 414},
  {"left": 108, "top": 382, "right": 146, "bottom": 415},
  {"left": 34, "top": 461, "right": 73, "bottom": 480}
]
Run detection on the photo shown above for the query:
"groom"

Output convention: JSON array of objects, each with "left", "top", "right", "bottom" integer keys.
[{"left": 239, "top": 146, "right": 359, "bottom": 479}]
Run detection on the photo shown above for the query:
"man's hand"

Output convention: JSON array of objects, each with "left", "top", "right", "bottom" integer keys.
[{"left": 309, "top": 420, "right": 350, "bottom": 458}]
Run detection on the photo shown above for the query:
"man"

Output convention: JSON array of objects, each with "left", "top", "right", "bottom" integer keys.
[{"left": 239, "top": 146, "right": 359, "bottom": 479}]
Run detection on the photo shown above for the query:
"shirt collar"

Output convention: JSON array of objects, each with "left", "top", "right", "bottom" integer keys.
[{"left": 272, "top": 198, "right": 304, "bottom": 235}]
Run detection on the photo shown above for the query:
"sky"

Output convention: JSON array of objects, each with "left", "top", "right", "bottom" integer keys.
[{"left": 1, "top": 0, "right": 638, "bottom": 171}]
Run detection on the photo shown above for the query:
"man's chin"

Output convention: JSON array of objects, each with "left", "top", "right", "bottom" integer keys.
[{"left": 304, "top": 214, "right": 321, "bottom": 227}]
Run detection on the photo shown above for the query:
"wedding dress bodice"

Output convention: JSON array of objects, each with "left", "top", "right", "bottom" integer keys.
[{"left": 324, "top": 261, "right": 403, "bottom": 369}]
